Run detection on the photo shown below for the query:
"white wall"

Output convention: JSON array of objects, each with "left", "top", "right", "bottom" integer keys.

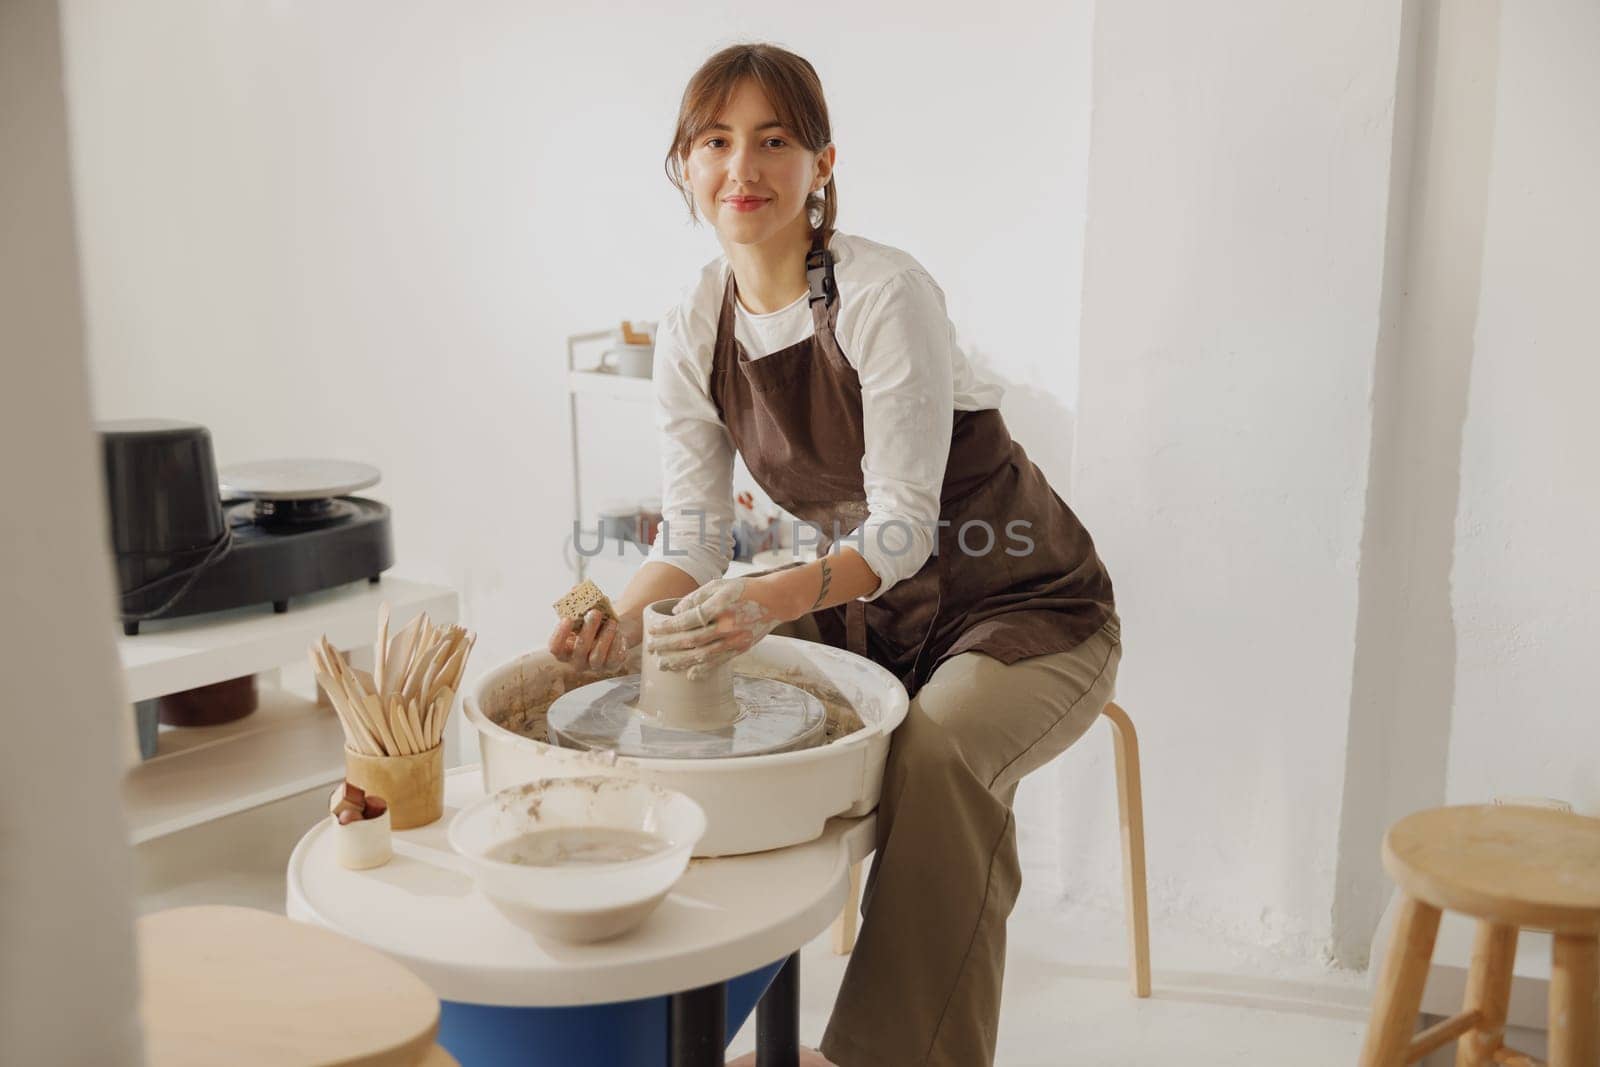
[
  {"left": 1446, "top": 0, "right": 1600, "bottom": 812},
  {"left": 1071, "top": 0, "right": 1600, "bottom": 972},
  {"left": 1, "top": 1, "right": 143, "bottom": 1061},
  {"left": 1068, "top": 1, "right": 1406, "bottom": 960},
  {"left": 1332, "top": 0, "right": 1499, "bottom": 966},
  {"left": 1332, "top": 0, "right": 1600, "bottom": 967},
  {"left": 68, "top": 0, "right": 1598, "bottom": 979},
  {"left": 61, "top": 0, "right": 1095, "bottom": 680}
]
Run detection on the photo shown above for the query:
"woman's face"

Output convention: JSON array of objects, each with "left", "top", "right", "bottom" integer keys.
[{"left": 684, "top": 79, "right": 834, "bottom": 248}]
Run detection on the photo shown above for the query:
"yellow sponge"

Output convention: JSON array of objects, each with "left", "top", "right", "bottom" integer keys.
[{"left": 552, "top": 579, "right": 616, "bottom": 624}]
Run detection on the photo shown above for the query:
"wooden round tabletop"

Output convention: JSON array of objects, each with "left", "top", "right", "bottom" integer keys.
[
  {"left": 1382, "top": 805, "right": 1600, "bottom": 933},
  {"left": 139, "top": 905, "right": 441, "bottom": 1067}
]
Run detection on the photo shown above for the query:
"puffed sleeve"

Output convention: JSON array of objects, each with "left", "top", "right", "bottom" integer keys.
[{"left": 845, "top": 270, "right": 953, "bottom": 600}]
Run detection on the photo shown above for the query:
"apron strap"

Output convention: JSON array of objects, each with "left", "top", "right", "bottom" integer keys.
[
  {"left": 806, "top": 230, "right": 852, "bottom": 379},
  {"left": 806, "top": 229, "right": 837, "bottom": 307},
  {"left": 902, "top": 536, "right": 948, "bottom": 692},
  {"left": 845, "top": 599, "right": 868, "bottom": 660}
]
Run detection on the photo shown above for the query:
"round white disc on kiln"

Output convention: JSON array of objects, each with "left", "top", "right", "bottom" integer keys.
[{"left": 219, "top": 459, "right": 381, "bottom": 500}]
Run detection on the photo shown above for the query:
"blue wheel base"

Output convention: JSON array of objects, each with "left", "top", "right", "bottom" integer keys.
[{"left": 437, "top": 958, "right": 786, "bottom": 1066}]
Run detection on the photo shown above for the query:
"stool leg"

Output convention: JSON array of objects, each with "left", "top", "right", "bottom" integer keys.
[
  {"left": 830, "top": 861, "right": 863, "bottom": 955},
  {"left": 1359, "top": 896, "right": 1442, "bottom": 1067},
  {"left": 1549, "top": 934, "right": 1599, "bottom": 1067},
  {"left": 1102, "top": 702, "right": 1151, "bottom": 998},
  {"left": 1455, "top": 921, "right": 1518, "bottom": 1066}
]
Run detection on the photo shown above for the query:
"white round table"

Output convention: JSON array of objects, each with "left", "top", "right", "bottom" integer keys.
[{"left": 287, "top": 766, "right": 874, "bottom": 1066}]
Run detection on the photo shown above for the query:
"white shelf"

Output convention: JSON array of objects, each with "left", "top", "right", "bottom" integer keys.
[
  {"left": 568, "top": 370, "right": 653, "bottom": 403},
  {"left": 117, "top": 577, "right": 457, "bottom": 703},
  {"left": 124, "top": 687, "right": 346, "bottom": 845}
]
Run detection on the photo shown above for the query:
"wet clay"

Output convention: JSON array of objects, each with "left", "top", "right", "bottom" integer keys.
[
  {"left": 491, "top": 658, "right": 865, "bottom": 751},
  {"left": 638, "top": 597, "right": 738, "bottom": 729}
]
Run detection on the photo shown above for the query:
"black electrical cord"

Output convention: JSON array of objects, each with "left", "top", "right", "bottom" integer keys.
[{"left": 118, "top": 524, "right": 235, "bottom": 622}]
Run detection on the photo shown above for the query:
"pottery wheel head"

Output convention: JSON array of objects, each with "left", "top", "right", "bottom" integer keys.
[{"left": 546, "top": 674, "right": 828, "bottom": 759}]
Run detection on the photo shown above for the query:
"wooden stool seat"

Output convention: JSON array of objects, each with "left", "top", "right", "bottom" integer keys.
[
  {"left": 1384, "top": 805, "right": 1600, "bottom": 935},
  {"left": 139, "top": 905, "right": 442, "bottom": 1067},
  {"left": 1360, "top": 805, "right": 1600, "bottom": 1067}
]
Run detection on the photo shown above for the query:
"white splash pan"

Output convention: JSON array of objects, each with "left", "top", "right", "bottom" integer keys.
[{"left": 464, "top": 636, "right": 907, "bottom": 857}]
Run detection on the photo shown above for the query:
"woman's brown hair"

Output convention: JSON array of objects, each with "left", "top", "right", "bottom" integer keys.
[{"left": 664, "top": 43, "right": 837, "bottom": 240}]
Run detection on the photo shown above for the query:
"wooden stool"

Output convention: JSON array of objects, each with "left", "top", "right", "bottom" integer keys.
[
  {"left": 831, "top": 700, "right": 1152, "bottom": 1000},
  {"left": 1359, "top": 805, "right": 1600, "bottom": 1067},
  {"left": 139, "top": 905, "right": 443, "bottom": 1066}
]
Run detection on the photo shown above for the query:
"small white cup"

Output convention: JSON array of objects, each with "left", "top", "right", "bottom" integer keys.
[
  {"left": 334, "top": 808, "right": 393, "bottom": 870},
  {"left": 600, "top": 344, "right": 654, "bottom": 379}
]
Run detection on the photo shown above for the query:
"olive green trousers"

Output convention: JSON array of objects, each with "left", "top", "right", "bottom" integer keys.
[{"left": 781, "top": 612, "right": 1122, "bottom": 1066}]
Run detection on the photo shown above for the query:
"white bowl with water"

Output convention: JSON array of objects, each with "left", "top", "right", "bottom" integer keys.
[{"left": 447, "top": 776, "right": 706, "bottom": 943}]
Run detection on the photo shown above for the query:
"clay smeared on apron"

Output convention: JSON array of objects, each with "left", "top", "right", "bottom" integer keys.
[{"left": 709, "top": 231, "right": 1114, "bottom": 696}]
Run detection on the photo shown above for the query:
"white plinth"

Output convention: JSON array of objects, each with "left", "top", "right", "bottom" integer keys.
[
  {"left": 117, "top": 577, "right": 457, "bottom": 704},
  {"left": 125, "top": 688, "right": 345, "bottom": 844},
  {"left": 287, "top": 765, "right": 874, "bottom": 1007},
  {"left": 119, "top": 577, "right": 458, "bottom": 845}
]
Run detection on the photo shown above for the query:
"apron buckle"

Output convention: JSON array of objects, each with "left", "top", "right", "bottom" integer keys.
[{"left": 806, "top": 245, "right": 837, "bottom": 307}]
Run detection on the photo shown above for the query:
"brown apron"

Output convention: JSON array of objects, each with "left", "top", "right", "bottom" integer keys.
[{"left": 709, "top": 230, "right": 1115, "bottom": 697}]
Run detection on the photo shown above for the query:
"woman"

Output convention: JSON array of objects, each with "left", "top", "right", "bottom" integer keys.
[{"left": 550, "top": 43, "right": 1119, "bottom": 1067}]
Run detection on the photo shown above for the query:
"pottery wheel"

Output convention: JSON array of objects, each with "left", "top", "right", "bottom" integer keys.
[
  {"left": 546, "top": 674, "right": 828, "bottom": 759},
  {"left": 219, "top": 458, "right": 381, "bottom": 500}
]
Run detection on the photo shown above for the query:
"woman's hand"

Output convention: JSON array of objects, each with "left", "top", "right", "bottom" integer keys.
[
  {"left": 645, "top": 576, "right": 791, "bottom": 680},
  {"left": 549, "top": 610, "right": 642, "bottom": 674}
]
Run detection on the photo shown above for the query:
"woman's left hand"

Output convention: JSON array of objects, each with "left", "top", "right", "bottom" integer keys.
[{"left": 645, "top": 577, "right": 789, "bottom": 680}]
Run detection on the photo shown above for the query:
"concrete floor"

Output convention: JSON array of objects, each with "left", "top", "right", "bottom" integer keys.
[{"left": 727, "top": 891, "right": 1372, "bottom": 1066}]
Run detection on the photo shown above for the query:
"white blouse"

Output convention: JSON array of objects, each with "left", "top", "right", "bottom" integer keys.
[{"left": 645, "top": 232, "right": 1004, "bottom": 601}]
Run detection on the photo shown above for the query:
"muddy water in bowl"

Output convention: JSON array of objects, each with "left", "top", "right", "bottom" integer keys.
[
  {"left": 448, "top": 776, "right": 705, "bottom": 943},
  {"left": 484, "top": 826, "right": 669, "bottom": 867}
]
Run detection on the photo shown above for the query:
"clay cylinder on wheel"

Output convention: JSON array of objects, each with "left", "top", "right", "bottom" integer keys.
[{"left": 639, "top": 597, "right": 738, "bottom": 730}]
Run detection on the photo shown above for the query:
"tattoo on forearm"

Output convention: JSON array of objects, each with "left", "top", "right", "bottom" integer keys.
[{"left": 810, "top": 558, "right": 833, "bottom": 610}]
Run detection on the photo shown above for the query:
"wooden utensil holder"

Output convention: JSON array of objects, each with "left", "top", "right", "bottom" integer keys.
[{"left": 343, "top": 745, "right": 444, "bottom": 829}]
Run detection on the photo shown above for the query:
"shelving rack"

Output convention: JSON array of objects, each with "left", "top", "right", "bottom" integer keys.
[
  {"left": 118, "top": 577, "right": 457, "bottom": 845},
  {"left": 566, "top": 328, "right": 657, "bottom": 585},
  {"left": 565, "top": 327, "right": 763, "bottom": 592}
]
